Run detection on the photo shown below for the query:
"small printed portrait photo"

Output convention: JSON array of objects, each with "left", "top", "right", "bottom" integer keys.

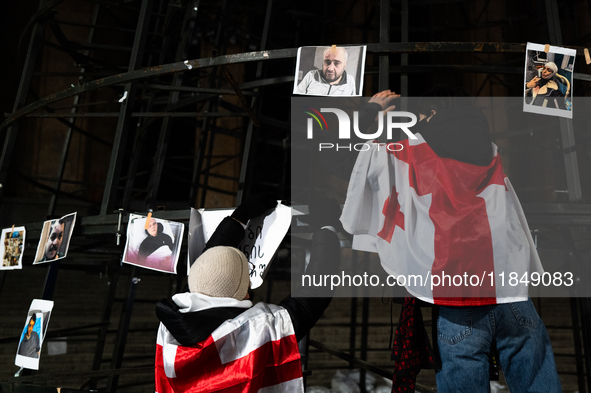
[
  {"left": 523, "top": 42, "right": 576, "bottom": 119},
  {"left": 15, "top": 299, "right": 53, "bottom": 370},
  {"left": 123, "top": 214, "right": 184, "bottom": 274},
  {"left": 33, "top": 212, "right": 77, "bottom": 265},
  {"left": 293, "top": 45, "right": 366, "bottom": 97},
  {"left": 1, "top": 226, "right": 26, "bottom": 270}
]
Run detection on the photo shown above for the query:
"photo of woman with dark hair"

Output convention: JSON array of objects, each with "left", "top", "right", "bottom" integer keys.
[
  {"left": 525, "top": 61, "right": 570, "bottom": 109},
  {"left": 523, "top": 43, "right": 575, "bottom": 118}
]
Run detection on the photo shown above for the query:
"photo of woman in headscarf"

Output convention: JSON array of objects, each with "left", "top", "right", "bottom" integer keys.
[
  {"left": 122, "top": 214, "right": 184, "bottom": 274},
  {"left": 525, "top": 61, "right": 570, "bottom": 109}
]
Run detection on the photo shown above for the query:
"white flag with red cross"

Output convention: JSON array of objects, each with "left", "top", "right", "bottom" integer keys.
[
  {"left": 341, "top": 135, "right": 543, "bottom": 306},
  {"left": 155, "top": 303, "right": 304, "bottom": 393}
]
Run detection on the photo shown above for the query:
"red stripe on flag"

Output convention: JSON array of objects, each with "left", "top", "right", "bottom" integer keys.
[
  {"left": 155, "top": 343, "right": 175, "bottom": 393},
  {"left": 377, "top": 186, "right": 404, "bottom": 243},
  {"left": 162, "top": 334, "right": 302, "bottom": 392},
  {"left": 391, "top": 141, "right": 504, "bottom": 305}
]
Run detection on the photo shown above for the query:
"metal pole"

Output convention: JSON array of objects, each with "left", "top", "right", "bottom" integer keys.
[
  {"left": 48, "top": 3, "right": 101, "bottom": 216},
  {"left": 379, "top": 0, "right": 390, "bottom": 91},
  {"left": 236, "top": 0, "right": 273, "bottom": 204},
  {"left": 579, "top": 298, "right": 591, "bottom": 393},
  {"left": 100, "top": 0, "right": 155, "bottom": 215},
  {"left": 190, "top": 0, "right": 228, "bottom": 207},
  {"left": 122, "top": 0, "right": 171, "bottom": 210},
  {"left": 349, "top": 250, "right": 359, "bottom": 368},
  {"left": 0, "top": 271, "right": 6, "bottom": 297},
  {"left": 189, "top": 103, "right": 214, "bottom": 206},
  {"left": 570, "top": 298, "right": 587, "bottom": 393},
  {"left": 544, "top": 0, "right": 582, "bottom": 202},
  {"left": 360, "top": 252, "right": 370, "bottom": 393},
  {"left": 89, "top": 259, "right": 121, "bottom": 390},
  {"left": 41, "top": 261, "right": 61, "bottom": 300},
  {"left": 558, "top": 118, "right": 583, "bottom": 201},
  {"left": 400, "top": 0, "right": 408, "bottom": 97},
  {"left": 106, "top": 267, "right": 140, "bottom": 392},
  {"left": 144, "top": 0, "right": 200, "bottom": 210},
  {"left": 0, "top": 0, "right": 48, "bottom": 203}
]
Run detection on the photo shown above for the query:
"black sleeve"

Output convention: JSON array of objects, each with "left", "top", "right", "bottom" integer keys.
[
  {"left": 164, "top": 234, "right": 174, "bottom": 250},
  {"left": 205, "top": 216, "right": 246, "bottom": 249},
  {"left": 279, "top": 228, "right": 340, "bottom": 341}
]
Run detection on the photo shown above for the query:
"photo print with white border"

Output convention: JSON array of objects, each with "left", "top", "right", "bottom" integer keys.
[
  {"left": 293, "top": 45, "right": 366, "bottom": 97},
  {"left": 523, "top": 42, "right": 576, "bottom": 119},
  {"left": 15, "top": 299, "right": 54, "bottom": 370},
  {"left": 33, "top": 212, "right": 76, "bottom": 265},
  {"left": 122, "top": 214, "right": 184, "bottom": 274},
  {"left": 1, "top": 226, "right": 25, "bottom": 270}
]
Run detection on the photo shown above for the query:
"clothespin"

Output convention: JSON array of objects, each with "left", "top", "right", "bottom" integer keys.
[
  {"left": 531, "top": 229, "right": 539, "bottom": 249},
  {"left": 116, "top": 209, "right": 124, "bottom": 246},
  {"left": 145, "top": 209, "right": 153, "bottom": 229},
  {"left": 331, "top": 44, "right": 336, "bottom": 51},
  {"left": 544, "top": 44, "right": 550, "bottom": 53},
  {"left": 584, "top": 48, "right": 591, "bottom": 65},
  {"left": 11, "top": 224, "right": 14, "bottom": 233}
]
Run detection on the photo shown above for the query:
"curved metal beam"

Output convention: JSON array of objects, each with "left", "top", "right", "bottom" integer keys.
[{"left": 4, "top": 42, "right": 590, "bottom": 132}]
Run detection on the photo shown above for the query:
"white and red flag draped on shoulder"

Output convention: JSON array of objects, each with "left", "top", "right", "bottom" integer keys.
[
  {"left": 341, "top": 135, "right": 543, "bottom": 306},
  {"left": 155, "top": 303, "right": 303, "bottom": 393}
]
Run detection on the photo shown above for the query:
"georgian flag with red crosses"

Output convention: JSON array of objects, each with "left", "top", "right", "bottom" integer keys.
[
  {"left": 155, "top": 303, "right": 303, "bottom": 393},
  {"left": 341, "top": 134, "right": 543, "bottom": 306}
]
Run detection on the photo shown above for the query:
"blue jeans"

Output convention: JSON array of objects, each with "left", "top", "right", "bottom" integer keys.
[{"left": 436, "top": 299, "right": 562, "bottom": 393}]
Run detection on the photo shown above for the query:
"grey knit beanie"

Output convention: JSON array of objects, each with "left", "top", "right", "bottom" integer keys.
[{"left": 188, "top": 246, "right": 250, "bottom": 300}]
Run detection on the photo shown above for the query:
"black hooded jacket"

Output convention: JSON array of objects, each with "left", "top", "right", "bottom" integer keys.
[
  {"left": 156, "top": 217, "right": 340, "bottom": 347},
  {"left": 138, "top": 222, "right": 174, "bottom": 262},
  {"left": 413, "top": 105, "right": 493, "bottom": 166}
]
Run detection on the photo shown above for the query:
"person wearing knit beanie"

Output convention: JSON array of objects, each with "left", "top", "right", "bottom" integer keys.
[
  {"left": 155, "top": 195, "right": 342, "bottom": 392},
  {"left": 188, "top": 246, "right": 250, "bottom": 301}
]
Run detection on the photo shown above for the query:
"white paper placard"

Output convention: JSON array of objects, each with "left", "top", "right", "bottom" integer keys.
[
  {"left": 189, "top": 203, "right": 292, "bottom": 289},
  {"left": 237, "top": 204, "right": 292, "bottom": 289}
]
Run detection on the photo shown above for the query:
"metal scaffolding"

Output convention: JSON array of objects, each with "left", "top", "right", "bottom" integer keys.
[{"left": 2, "top": 0, "right": 591, "bottom": 391}]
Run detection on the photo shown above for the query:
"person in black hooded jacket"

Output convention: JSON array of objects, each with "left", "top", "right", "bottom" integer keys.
[
  {"left": 155, "top": 196, "right": 342, "bottom": 392},
  {"left": 137, "top": 218, "right": 175, "bottom": 263}
]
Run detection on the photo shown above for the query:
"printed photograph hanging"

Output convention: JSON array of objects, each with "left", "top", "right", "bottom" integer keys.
[
  {"left": 293, "top": 45, "right": 366, "bottom": 97},
  {"left": 523, "top": 42, "right": 576, "bottom": 119},
  {"left": 122, "top": 214, "right": 184, "bottom": 274},
  {"left": 15, "top": 299, "right": 54, "bottom": 370},
  {"left": 1, "top": 226, "right": 25, "bottom": 270},
  {"left": 33, "top": 212, "right": 76, "bottom": 264}
]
